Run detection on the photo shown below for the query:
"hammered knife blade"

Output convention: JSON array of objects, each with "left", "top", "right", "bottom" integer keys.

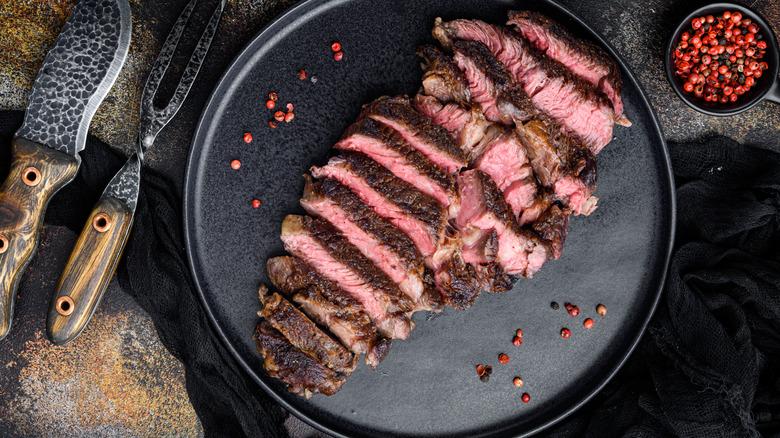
[{"left": 0, "top": 0, "right": 132, "bottom": 341}]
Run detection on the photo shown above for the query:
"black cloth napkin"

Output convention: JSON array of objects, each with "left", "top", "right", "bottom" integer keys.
[
  {"left": 0, "top": 110, "right": 289, "bottom": 438},
  {"left": 2, "top": 108, "right": 780, "bottom": 437}
]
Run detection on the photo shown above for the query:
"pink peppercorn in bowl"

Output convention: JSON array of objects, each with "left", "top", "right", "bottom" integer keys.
[{"left": 665, "top": 3, "right": 780, "bottom": 116}]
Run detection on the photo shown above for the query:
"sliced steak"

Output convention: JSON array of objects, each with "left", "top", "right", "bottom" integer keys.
[
  {"left": 468, "top": 124, "right": 538, "bottom": 217},
  {"left": 532, "top": 203, "right": 569, "bottom": 260},
  {"left": 293, "top": 288, "right": 391, "bottom": 369},
  {"left": 428, "top": 226, "right": 482, "bottom": 308},
  {"left": 498, "top": 91, "right": 598, "bottom": 216},
  {"left": 258, "top": 286, "right": 357, "bottom": 375},
  {"left": 301, "top": 175, "right": 442, "bottom": 311},
  {"left": 311, "top": 152, "right": 447, "bottom": 257},
  {"left": 266, "top": 256, "right": 391, "bottom": 368},
  {"left": 335, "top": 117, "right": 459, "bottom": 218},
  {"left": 456, "top": 169, "right": 550, "bottom": 277},
  {"left": 413, "top": 94, "right": 491, "bottom": 155},
  {"left": 281, "top": 214, "right": 414, "bottom": 340},
  {"left": 417, "top": 45, "right": 471, "bottom": 105},
  {"left": 451, "top": 39, "right": 517, "bottom": 125},
  {"left": 434, "top": 17, "right": 616, "bottom": 153},
  {"left": 475, "top": 263, "right": 512, "bottom": 293},
  {"left": 507, "top": 10, "right": 629, "bottom": 125},
  {"left": 255, "top": 321, "right": 344, "bottom": 398},
  {"left": 360, "top": 96, "right": 467, "bottom": 173}
]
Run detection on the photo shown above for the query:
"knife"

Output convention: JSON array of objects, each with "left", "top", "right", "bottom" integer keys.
[
  {"left": 46, "top": 0, "right": 226, "bottom": 345},
  {"left": 0, "top": 0, "right": 132, "bottom": 341}
]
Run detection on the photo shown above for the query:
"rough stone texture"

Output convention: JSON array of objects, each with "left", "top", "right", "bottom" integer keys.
[{"left": 2, "top": 1, "right": 779, "bottom": 437}]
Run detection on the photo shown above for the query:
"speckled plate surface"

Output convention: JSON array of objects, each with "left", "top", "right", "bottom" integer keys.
[{"left": 183, "top": 0, "right": 675, "bottom": 436}]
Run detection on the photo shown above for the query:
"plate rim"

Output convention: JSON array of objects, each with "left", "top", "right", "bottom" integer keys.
[{"left": 182, "top": 0, "right": 677, "bottom": 436}]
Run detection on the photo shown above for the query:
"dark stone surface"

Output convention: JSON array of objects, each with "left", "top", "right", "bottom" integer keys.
[{"left": 1, "top": 0, "right": 779, "bottom": 437}]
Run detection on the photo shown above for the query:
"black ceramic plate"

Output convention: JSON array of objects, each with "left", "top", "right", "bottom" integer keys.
[{"left": 183, "top": 0, "right": 675, "bottom": 436}]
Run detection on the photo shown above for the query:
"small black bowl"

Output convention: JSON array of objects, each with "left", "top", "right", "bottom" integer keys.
[{"left": 665, "top": 2, "right": 780, "bottom": 115}]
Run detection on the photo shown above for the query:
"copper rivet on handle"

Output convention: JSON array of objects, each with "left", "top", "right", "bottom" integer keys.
[
  {"left": 0, "top": 235, "right": 8, "bottom": 254},
  {"left": 22, "top": 167, "right": 41, "bottom": 187},
  {"left": 92, "top": 213, "right": 111, "bottom": 233},
  {"left": 56, "top": 296, "right": 74, "bottom": 316}
]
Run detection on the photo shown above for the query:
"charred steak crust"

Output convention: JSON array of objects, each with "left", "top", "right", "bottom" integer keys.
[
  {"left": 254, "top": 321, "right": 344, "bottom": 398},
  {"left": 475, "top": 262, "right": 512, "bottom": 293},
  {"left": 312, "top": 176, "right": 426, "bottom": 276},
  {"left": 259, "top": 288, "right": 358, "bottom": 375},
  {"left": 417, "top": 45, "right": 472, "bottom": 105},
  {"left": 266, "top": 256, "right": 392, "bottom": 368},
  {"left": 337, "top": 151, "right": 447, "bottom": 232},
  {"left": 361, "top": 95, "right": 467, "bottom": 169},
  {"left": 293, "top": 287, "right": 393, "bottom": 368},
  {"left": 291, "top": 214, "right": 414, "bottom": 315},
  {"left": 475, "top": 170, "right": 524, "bottom": 235},
  {"left": 532, "top": 203, "right": 569, "bottom": 260},
  {"left": 338, "top": 117, "right": 458, "bottom": 201}
]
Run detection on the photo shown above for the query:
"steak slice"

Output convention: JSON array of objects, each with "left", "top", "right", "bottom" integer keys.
[
  {"left": 266, "top": 256, "right": 391, "bottom": 368},
  {"left": 255, "top": 321, "right": 344, "bottom": 398},
  {"left": 532, "top": 203, "right": 569, "bottom": 260},
  {"left": 434, "top": 17, "right": 616, "bottom": 153},
  {"left": 311, "top": 152, "right": 447, "bottom": 257},
  {"left": 457, "top": 169, "right": 550, "bottom": 277},
  {"left": 335, "top": 117, "right": 459, "bottom": 218},
  {"left": 451, "top": 39, "right": 517, "bottom": 125},
  {"left": 281, "top": 214, "right": 414, "bottom": 340},
  {"left": 360, "top": 95, "right": 467, "bottom": 173},
  {"left": 258, "top": 286, "right": 357, "bottom": 375},
  {"left": 507, "top": 10, "right": 629, "bottom": 125},
  {"left": 417, "top": 45, "right": 471, "bottom": 106},
  {"left": 468, "top": 124, "right": 538, "bottom": 217},
  {"left": 428, "top": 225, "right": 482, "bottom": 308},
  {"left": 301, "top": 175, "right": 443, "bottom": 311},
  {"left": 498, "top": 90, "right": 598, "bottom": 216},
  {"left": 413, "top": 94, "right": 491, "bottom": 155}
]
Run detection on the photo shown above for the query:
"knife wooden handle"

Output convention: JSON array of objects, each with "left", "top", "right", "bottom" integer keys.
[
  {"left": 47, "top": 196, "right": 133, "bottom": 345},
  {"left": 0, "top": 138, "right": 79, "bottom": 340}
]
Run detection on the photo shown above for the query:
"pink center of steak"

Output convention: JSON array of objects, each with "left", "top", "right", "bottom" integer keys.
[
  {"left": 553, "top": 176, "right": 598, "bottom": 216},
  {"left": 281, "top": 231, "right": 411, "bottom": 340},
  {"left": 456, "top": 171, "right": 522, "bottom": 275},
  {"left": 439, "top": 19, "right": 614, "bottom": 153},
  {"left": 413, "top": 95, "right": 471, "bottom": 133},
  {"left": 453, "top": 52, "right": 502, "bottom": 123},
  {"left": 335, "top": 135, "right": 454, "bottom": 211},
  {"left": 301, "top": 192, "right": 425, "bottom": 302},
  {"left": 508, "top": 12, "right": 624, "bottom": 117},
  {"left": 472, "top": 132, "right": 537, "bottom": 216},
  {"left": 312, "top": 162, "right": 438, "bottom": 257}
]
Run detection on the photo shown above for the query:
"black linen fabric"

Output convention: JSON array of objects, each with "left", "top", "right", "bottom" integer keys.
[
  {"left": 0, "top": 111, "right": 289, "bottom": 438},
  {"left": 3, "top": 108, "right": 780, "bottom": 437}
]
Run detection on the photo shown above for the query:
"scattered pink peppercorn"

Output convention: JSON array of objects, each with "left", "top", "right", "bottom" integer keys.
[
  {"left": 243, "top": 132, "right": 253, "bottom": 143},
  {"left": 584, "top": 318, "right": 594, "bottom": 329},
  {"left": 561, "top": 328, "right": 571, "bottom": 339},
  {"left": 230, "top": 159, "right": 241, "bottom": 170},
  {"left": 334, "top": 51, "right": 343, "bottom": 61},
  {"left": 522, "top": 393, "right": 530, "bottom": 403},
  {"left": 252, "top": 199, "right": 261, "bottom": 208}
]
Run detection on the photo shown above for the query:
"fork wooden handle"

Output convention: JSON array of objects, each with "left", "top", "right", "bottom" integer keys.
[{"left": 46, "top": 196, "right": 133, "bottom": 345}]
